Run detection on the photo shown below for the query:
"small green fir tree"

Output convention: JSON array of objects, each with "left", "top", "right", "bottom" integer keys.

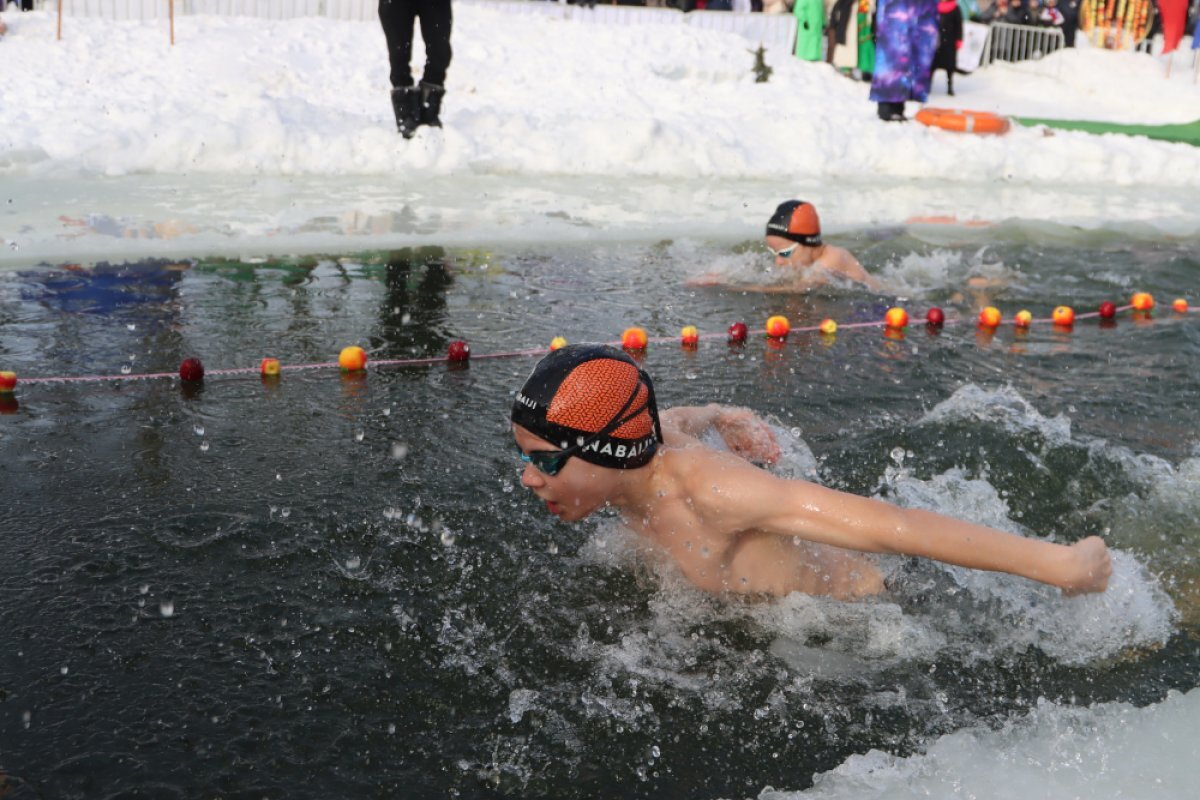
[{"left": 750, "top": 45, "right": 772, "bottom": 83}]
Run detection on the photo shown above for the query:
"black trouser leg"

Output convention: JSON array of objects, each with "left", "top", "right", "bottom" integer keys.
[
  {"left": 415, "top": 0, "right": 453, "bottom": 87},
  {"left": 379, "top": 0, "right": 419, "bottom": 89}
]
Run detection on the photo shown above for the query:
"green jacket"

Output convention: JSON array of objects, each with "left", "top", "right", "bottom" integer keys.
[{"left": 793, "top": 0, "right": 825, "bottom": 61}]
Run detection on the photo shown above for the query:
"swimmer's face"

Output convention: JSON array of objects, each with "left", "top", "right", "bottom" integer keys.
[
  {"left": 513, "top": 424, "right": 619, "bottom": 523},
  {"left": 765, "top": 235, "right": 818, "bottom": 268}
]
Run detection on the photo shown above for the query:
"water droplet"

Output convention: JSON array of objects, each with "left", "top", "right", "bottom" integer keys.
[
  {"left": 391, "top": 442, "right": 409, "bottom": 460},
  {"left": 60, "top": 665, "right": 69, "bottom": 675},
  {"left": 275, "top": 473, "right": 282, "bottom": 481},
  {"left": 159, "top": 600, "right": 175, "bottom": 618},
  {"left": 120, "top": 365, "right": 132, "bottom": 375},
  {"left": 388, "top": 723, "right": 396, "bottom": 734},
  {"left": 199, "top": 441, "right": 210, "bottom": 452},
  {"left": 279, "top": 508, "right": 291, "bottom": 519},
  {"left": 685, "top": 371, "right": 697, "bottom": 380},
  {"left": 440, "top": 529, "right": 456, "bottom": 546},
  {"left": 9, "top": 242, "right": 18, "bottom": 251},
  {"left": 890, "top": 447, "right": 905, "bottom": 466},
  {"left": 140, "top": 584, "right": 150, "bottom": 595},
  {"left": 401, "top": 312, "right": 411, "bottom": 325},
  {"left": 126, "top": 323, "right": 136, "bottom": 331},
  {"left": 382, "top": 407, "right": 391, "bottom": 416},
  {"left": 354, "top": 430, "right": 365, "bottom": 442},
  {"left": 193, "top": 425, "right": 205, "bottom": 436},
  {"left": 22, "top": 710, "right": 31, "bottom": 728},
  {"left": 547, "top": 542, "right": 558, "bottom": 555},
  {"left": 650, "top": 745, "right": 661, "bottom": 759},
  {"left": 345, "top": 556, "right": 361, "bottom": 570}
]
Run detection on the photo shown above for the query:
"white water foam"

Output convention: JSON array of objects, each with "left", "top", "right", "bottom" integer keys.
[
  {"left": 756, "top": 687, "right": 1200, "bottom": 800},
  {"left": 878, "top": 466, "right": 1176, "bottom": 665},
  {"left": 916, "top": 384, "right": 1075, "bottom": 447}
]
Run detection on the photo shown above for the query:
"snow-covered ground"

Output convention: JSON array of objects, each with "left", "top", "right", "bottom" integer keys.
[{"left": 1, "top": 6, "right": 1198, "bottom": 262}]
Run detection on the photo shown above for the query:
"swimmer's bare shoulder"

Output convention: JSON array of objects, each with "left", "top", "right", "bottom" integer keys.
[{"left": 822, "top": 246, "right": 881, "bottom": 290}]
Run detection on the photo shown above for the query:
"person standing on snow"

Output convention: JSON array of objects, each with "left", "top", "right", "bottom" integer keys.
[
  {"left": 793, "top": 0, "right": 826, "bottom": 61},
  {"left": 930, "top": 0, "right": 963, "bottom": 95},
  {"left": 868, "top": 0, "right": 939, "bottom": 121},
  {"left": 379, "top": 0, "right": 452, "bottom": 139}
]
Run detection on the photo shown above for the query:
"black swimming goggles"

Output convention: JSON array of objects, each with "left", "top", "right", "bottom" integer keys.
[{"left": 516, "top": 375, "right": 657, "bottom": 477}]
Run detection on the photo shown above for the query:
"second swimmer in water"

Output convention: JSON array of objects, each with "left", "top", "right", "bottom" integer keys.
[{"left": 691, "top": 200, "right": 881, "bottom": 292}]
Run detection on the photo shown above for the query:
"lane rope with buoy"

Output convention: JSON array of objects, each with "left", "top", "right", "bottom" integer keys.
[{"left": 0, "top": 293, "right": 1192, "bottom": 401}]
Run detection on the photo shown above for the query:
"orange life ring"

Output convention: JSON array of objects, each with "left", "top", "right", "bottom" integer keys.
[{"left": 915, "top": 107, "right": 1011, "bottom": 135}]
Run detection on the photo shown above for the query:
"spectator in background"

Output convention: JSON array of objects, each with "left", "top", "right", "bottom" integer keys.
[
  {"left": 1037, "top": 0, "right": 1065, "bottom": 26},
  {"left": 869, "top": 0, "right": 939, "bottom": 121},
  {"left": 1008, "top": 0, "right": 1035, "bottom": 23},
  {"left": 857, "top": 0, "right": 876, "bottom": 80},
  {"left": 794, "top": 0, "right": 825, "bottom": 60},
  {"left": 974, "top": 0, "right": 1002, "bottom": 22},
  {"left": 931, "top": 0, "right": 963, "bottom": 95},
  {"left": 1060, "top": 0, "right": 1081, "bottom": 45},
  {"left": 379, "top": 0, "right": 452, "bottom": 139},
  {"left": 826, "top": 0, "right": 860, "bottom": 72}
]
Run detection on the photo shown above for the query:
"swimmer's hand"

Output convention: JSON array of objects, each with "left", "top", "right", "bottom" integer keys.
[
  {"left": 1059, "top": 536, "right": 1112, "bottom": 595},
  {"left": 713, "top": 408, "right": 782, "bottom": 465}
]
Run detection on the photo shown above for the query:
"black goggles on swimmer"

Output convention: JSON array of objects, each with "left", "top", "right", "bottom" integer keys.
[
  {"left": 516, "top": 444, "right": 575, "bottom": 477},
  {"left": 515, "top": 373, "right": 659, "bottom": 476}
]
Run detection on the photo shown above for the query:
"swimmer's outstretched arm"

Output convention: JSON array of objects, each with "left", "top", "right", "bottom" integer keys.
[
  {"left": 679, "top": 450, "right": 1112, "bottom": 594},
  {"left": 661, "top": 405, "right": 782, "bottom": 464}
]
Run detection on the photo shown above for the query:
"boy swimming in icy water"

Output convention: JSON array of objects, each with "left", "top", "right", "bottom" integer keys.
[
  {"left": 690, "top": 200, "right": 882, "bottom": 292},
  {"left": 512, "top": 345, "right": 1112, "bottom": 600}
]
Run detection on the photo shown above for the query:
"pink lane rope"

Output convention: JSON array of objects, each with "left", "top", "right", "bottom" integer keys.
[{"left": 6, "top": 301, "right": 1195, "bottom": 389}]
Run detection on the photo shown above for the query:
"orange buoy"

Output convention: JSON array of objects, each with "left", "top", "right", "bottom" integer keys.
[
  {"left": 915, "top": 107, "right": 1011, "bottom": 135},
  {"left": 621, "top": 327, "right": 648, "bottom": 351}
]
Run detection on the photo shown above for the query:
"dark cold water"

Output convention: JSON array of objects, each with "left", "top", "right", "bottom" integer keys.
[{"left": 1, "top": 224, "right": 1198, "bottom": 798}]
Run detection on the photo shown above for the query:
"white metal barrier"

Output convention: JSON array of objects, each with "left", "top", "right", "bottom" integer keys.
[
  {"left": 460, "top": 1, "right": 796, "bottom": 53},
  {"left": 48, "top": 0, "right": 798, "bottom": 54},
  {"left": 978, "top": 21, "right": 1066, "bottom": 67}
]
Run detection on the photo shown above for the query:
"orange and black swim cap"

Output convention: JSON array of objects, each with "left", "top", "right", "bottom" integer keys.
[
  {"left": 512, "top": 344, "right": 663, "bottom": 470},
  {"left": 765, "top": 200, "right": 822, "bottom": 248}
]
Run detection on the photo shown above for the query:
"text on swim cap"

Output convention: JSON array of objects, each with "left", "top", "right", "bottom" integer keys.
[{"left": 581, "top": 437, "right": 655, "bottom": 460}]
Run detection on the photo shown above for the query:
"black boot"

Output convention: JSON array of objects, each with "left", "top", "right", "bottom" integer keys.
[
  {"left": 947, "top": 73, "right": 955, "bottom": 96},
  {"left": 391, "top": 86, "right": 420, "bottom": 139},
  {"left": 418, "top": 82, "right": 445, "bottom": 129},
  {"left": 877, "top": 101, "right": 906, "bottom": 122}
]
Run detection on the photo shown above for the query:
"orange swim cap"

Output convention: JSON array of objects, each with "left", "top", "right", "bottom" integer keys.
[
  {"left": 765, "top": 200, "right": 822, "bottom": 248},
  {"left": 512, "top": 345, "right": 662, "bottom": 469}
]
